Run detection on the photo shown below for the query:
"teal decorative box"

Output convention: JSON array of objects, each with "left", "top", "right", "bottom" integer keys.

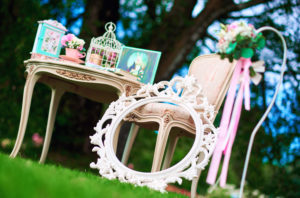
[{"left": 31, "top": 19, "right": 67, "bottom": 59}]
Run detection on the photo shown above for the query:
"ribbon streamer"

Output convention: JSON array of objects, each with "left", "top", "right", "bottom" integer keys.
[{"left": 206, "top": 58, "right": 252, "bottom": 187}]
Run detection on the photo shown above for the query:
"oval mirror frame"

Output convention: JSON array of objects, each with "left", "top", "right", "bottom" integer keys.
[{"left": 90, "top": 76, "right": 218, "bottom": 192}]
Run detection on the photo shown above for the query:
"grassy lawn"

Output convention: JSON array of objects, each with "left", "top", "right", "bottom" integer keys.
[{"left": 0, "top": 152, "right": 186, "bottom": 198}]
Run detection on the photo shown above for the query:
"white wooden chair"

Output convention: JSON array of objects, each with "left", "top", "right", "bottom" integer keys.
[{"left": 120, "top": 54, "right": 236, "bottom": 196}]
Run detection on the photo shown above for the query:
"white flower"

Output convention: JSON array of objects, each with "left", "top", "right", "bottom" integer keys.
[
  {"left": 73, "top": 37, "right": 85, "bottom": 46},
  {"left": 61, "top": 33, "right": 85, "bottom": 49},
  {"left": 216, "top": 21, "right": 256, "bottom": 53}
]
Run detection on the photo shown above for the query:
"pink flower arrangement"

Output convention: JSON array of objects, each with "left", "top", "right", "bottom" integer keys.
[
  {"left": 217, "top": 22, "right": 256, "bottom": 53},
  {"left": 216, "top": 21, "right": 265, "bottom": 61},
  {"left": 61, "top": 33, "right": 85, "bottom": 51}
]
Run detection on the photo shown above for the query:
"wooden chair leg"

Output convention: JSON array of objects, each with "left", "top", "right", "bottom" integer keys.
[
  {"left": 190, "top": 152, "right": 205, "bottom": 198},
  {"left": 39, "top": 87, "right": 64, "bottom": 163},
  {"left": 191, "top": 169, "right": 202, "bottom": 198},
  {"left": 151, "top": 123, "right": 171, "bottom": 172},
  {"left": 162, "top": 133, "right": 179, "bottom": 170},
  {"left": 10, "top": 74, "right": 40, "bottom": 158},
  {"left": 121, "top": 123, "right": 139, "bottom": 165}
]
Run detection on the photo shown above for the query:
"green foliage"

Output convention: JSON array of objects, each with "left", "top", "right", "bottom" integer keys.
[
  {"left": 207, "top": 188, "right": 231, "bottom": 198},
  {"left": 127, "top": 127, "right": 193, "bottom": 172},
  {"left": 220, "top": 33, "right": 265, "bottom": 60},
  {"left": 0, "top": 152, "right": 186, "bottom": 198},
  {"left": 225, "top": 42, "right": 237, "bottom": 54},
  {"left": 126, "top": 127, "right": 157, "bottom": 172},
  {"left": 0, "top": 0, "right": 54, "bottom": 149},
  {"left": 241, "top": 48, "right": 254, "bottom": 58}
]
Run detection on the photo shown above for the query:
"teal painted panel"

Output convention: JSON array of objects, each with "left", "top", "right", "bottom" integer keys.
[{"left": 36, "top": 24, "right": 64, "bottom": 58}]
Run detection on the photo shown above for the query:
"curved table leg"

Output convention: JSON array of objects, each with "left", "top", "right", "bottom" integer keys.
[
  {"left": 10, "top": 74, "right": 41, "bottom": 158},
  {"left": 39, "top": 87, "right": 65, "bottom": 163}
]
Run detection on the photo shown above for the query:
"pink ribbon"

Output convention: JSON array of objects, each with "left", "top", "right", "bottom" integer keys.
[{"left": 206, "top": 58, "right": 252, "bottom": 187}]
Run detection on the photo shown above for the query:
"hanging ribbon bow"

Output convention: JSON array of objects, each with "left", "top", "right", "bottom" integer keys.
[
  {"left": 206, "top": 60, "right": 265, "bottom": 187},
  {"left": 206, "top": 58, "right": 252, "bottom": 187},
  {"left": 249, "top": 60, "right": 265, "bottom": 85},
  {"left": 206, "top": 21, "right": 266, "bottom": 187}
]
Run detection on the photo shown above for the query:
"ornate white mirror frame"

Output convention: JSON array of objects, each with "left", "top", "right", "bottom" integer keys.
[{"left": 90, "top": 76, "right": 218, "bottom": 192}]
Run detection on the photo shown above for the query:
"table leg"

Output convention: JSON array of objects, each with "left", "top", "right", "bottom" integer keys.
[
  {"left": 10, "top": 74, "right": 41, "bottom": 158},
  {"left": 39, "top": 87, "right": 65, "bottom": 163}
]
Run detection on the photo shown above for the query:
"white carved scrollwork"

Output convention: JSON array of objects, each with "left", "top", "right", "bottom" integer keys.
[{"left": 90, "top": 76, "right": 219, "bottom": 192}]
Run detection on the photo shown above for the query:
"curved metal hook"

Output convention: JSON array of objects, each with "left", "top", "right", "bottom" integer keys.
[{"left": 239, "top": 27, "right": 287, "bottom": 197}]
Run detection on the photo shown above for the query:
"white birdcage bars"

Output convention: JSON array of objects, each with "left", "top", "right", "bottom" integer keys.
[{"left": 86, "top": 22, "right": 123, "bottom": 68}]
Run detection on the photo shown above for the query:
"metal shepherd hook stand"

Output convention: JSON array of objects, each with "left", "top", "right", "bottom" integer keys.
[{"left": 239, "top": 27, "right": 287, "bottom": 197}]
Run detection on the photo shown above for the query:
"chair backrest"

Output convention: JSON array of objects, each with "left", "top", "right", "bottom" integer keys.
[{"left": 188, "top": 54, "right": 236, "bottom": 112}]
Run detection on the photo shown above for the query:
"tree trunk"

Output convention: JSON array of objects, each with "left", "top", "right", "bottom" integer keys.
[{"left": 80, "top": 0, "right": 120, "bottom": 42}]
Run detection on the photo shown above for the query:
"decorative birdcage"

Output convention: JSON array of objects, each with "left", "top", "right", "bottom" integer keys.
[{"left": 85, "top": 22, "right": 123, "bottom": 69}]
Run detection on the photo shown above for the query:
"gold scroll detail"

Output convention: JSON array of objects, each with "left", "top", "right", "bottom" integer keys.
[{"left": 56, "top": 69, "right": 96, "bottom": 81}]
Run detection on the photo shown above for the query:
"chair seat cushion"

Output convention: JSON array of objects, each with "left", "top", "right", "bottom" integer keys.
[{"left": 134, "top": 102, "right": 195, "bottom": 125}]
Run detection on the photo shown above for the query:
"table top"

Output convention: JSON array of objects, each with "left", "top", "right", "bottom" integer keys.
[
  {"left": 24, "top": 59, "right": 141, "bottom": 84},
  {"left": 24, "top": 58, "right": 143, "bottom": 103}
]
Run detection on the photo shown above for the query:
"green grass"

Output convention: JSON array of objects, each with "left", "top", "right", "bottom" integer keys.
[{"left": 0, "top": 153, "right": 186, "bottom": 198}]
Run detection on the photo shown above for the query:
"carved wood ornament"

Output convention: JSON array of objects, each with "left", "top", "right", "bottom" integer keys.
[{"left": 56, "top": 69, "right": 96, "bottom": 81}]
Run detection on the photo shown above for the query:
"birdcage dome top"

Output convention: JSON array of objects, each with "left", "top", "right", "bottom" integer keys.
[
  {"left": 91, "top": 22, "right": 123, "bottom": 52},
  {"left": 85, "top": 22, "right": 124, "bottom": 69}
]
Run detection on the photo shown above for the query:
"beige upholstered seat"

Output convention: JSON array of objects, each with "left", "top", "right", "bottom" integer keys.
[{"left": 131, "top": 102, "right": 195, "bottom": 128}]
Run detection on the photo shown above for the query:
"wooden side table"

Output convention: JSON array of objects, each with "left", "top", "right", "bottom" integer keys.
[{"left": 10, "top": 59, "right": 142, "bottom": 163}]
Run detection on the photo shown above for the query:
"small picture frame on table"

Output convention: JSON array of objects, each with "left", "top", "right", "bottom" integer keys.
[{"left": 116, "top": 46, "right": 161, "bottom": 84}]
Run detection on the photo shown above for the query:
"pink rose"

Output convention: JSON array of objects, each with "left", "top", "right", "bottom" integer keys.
[
  {"left": 32, "top": 133, "right": 43, "bottom": 147},
  {"left": 248, "top": 24, "right": 254, "bottom": 28},
  {"left": 227, "top": 23, "right": 238, "bottom": 31},
  {"left": 61, "top": 34, "right": 74, "bottom": 46},
  {"left": 65, "top": 34, "right": 74, "bottom": 40}
]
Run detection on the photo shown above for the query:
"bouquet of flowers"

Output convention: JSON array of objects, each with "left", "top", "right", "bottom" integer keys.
[
  {"left": 61, "top": 33, "right": 85, "bottom": 52},
  {"left": 217, "top": 21, "right": 265, "bottom": 62}
]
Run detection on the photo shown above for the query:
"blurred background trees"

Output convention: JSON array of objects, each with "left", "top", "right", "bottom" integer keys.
[{"left": 0, "top": 0, "right": 299, "bottom": 197}]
